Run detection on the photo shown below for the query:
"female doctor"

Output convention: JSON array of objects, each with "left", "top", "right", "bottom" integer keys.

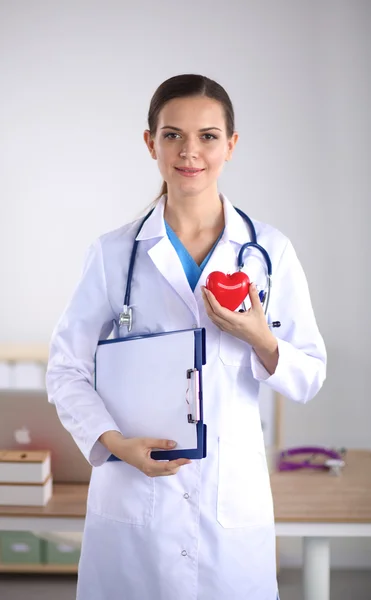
[{"left": 46, "top": 74, "right": 326, "bottom": 600}]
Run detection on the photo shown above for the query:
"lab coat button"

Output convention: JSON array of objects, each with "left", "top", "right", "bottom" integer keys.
[
  {"left": 181, "top": 550, "right": 187, "bottom": 557},
  {"left": 183, "top": 493, "right": 190, "bottom": 499}
]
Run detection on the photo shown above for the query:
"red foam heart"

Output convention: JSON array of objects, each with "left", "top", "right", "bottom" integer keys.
[{"left": 205, "top": 271, "right": 250, "bottom": 311}]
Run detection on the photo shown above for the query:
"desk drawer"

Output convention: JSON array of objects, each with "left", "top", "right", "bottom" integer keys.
[{"left": 0, "top": 531, "right": 42, "bottom": 564}]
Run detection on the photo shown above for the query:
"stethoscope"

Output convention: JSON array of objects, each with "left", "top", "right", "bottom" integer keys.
[
  {"left": 277, "top": 446, "right": 346, "bottom": 476},
  {"left": 119, "top": 206, "right": 281, "bottom": 332}
]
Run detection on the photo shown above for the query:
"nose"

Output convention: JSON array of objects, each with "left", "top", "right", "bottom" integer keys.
[{"left": 180, "top": 141, "right": 199, "bottom": 159}]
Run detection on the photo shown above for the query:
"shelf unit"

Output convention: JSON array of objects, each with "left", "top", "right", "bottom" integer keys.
[
  {"left": 0, "top": 343, "right": 79, "bottom": 574},
  {"left": 0, "top": 562, "right": 77, "bottom": 574}
]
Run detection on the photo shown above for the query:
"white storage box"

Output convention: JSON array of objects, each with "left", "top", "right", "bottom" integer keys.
[
  {"left": 0, "top": 450, "right": 51, "bottom": 484},
  {"left": 0, "top": 450, "right": 53, "bottom": 506},
  {"left": 0, "top": 475, "right": 53, "bottom": 506}
]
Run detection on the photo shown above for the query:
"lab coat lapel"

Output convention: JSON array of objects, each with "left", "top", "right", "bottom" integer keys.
[
  {"left": 148, "top": 237, "right": 199, "bottom": 320},
  {"left": 136, "top": 196, "right": 199, "bottom": 321}
]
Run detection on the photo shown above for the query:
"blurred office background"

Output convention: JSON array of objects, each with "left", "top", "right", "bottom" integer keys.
[{"left": 0, "top": 0, "right": 370, "bottom": 596}]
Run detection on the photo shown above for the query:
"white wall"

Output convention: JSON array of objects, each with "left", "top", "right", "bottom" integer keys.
[{"left": 1, "top": 0, "right": 370, "bottom": 568}]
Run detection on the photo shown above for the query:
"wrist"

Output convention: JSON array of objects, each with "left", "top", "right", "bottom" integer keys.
[
  {"left": 99, "top": 430, "right": 125, "bottom": 454},
  {"left": 253, "top": 334, "right": 279, "bottom": 376},
  {"left": 251, "top": 331, "right": 278, "bottom": 354}
]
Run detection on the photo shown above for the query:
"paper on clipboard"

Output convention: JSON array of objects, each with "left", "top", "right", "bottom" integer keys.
[{"left": 95, "top": 330, "right": 199, "bottom": 450}]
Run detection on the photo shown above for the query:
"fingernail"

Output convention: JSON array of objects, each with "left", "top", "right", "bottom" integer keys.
[
  {"left": 168, "top": 441, "right": 176, "bottom": 448},
  {"left": 251, "top": 282, "right": 256, "bottom": 290}
]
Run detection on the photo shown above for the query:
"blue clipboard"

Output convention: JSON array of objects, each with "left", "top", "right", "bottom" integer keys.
[{"left": 94, "top": 328, "right": 207, "bottom": 461}]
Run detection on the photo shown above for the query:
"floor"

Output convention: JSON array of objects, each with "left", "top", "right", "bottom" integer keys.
[{"left": 0, "top": 569, "right": 370, "bottom": 599}]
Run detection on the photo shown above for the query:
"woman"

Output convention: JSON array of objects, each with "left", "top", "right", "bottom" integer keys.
[{"left": 46, "top": 74, "right": 326, "bottom": 600}]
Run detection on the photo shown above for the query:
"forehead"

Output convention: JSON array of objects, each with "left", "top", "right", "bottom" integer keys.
[{"left": 158, "top": 96, "right": 226, "bottom": 129}]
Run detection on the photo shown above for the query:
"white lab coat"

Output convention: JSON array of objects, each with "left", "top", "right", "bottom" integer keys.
[{"left": 46, "top": 194, "right": 326, "bottom": 600}]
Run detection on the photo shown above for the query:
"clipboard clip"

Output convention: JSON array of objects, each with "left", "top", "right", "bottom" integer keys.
[{"left": 186, "top": 368, "right": 200, "bottom": 424}]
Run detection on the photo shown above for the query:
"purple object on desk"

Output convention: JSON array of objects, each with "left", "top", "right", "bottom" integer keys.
[{"left": 277, "top": 446, "right": 345, "bottom": 472}]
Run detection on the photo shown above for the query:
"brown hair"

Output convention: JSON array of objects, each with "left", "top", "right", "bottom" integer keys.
[{"left": 147, "top": 74, "right": 235, "bottom": 201}]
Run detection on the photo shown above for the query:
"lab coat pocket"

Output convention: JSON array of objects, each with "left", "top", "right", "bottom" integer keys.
[
  {"left": 217, "top": 439, "right": 274, "bottom": 528},
  {"left": 219, "top": 331, "right": 252, "bottom": 367},
  {"left": 88, "top": 461, "right": 155, "bottom": 526}
]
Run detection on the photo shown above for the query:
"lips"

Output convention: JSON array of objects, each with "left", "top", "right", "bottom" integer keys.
[{"left": 175, "top": 167, "right": 204, "bottom": 173}]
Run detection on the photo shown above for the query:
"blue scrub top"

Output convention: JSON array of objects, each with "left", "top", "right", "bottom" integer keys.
[{"left": 165, "top": 221, "right": 224, "bottom": 291}]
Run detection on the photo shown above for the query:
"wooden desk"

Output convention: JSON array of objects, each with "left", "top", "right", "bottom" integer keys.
[
  {"left": 0, "top": 483, "right": 87, "bottom": 535},
  {"left": 271, "top": 449, "right": 371, "bottom": 523},
  {"left": 271, "top": 449, "right": 371, "bottom": 600},
  {"left": 0, "top": 451, "right": 370, "bottom": 599}
]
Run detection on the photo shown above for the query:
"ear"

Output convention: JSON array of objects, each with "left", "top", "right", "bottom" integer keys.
[
  {"left": 143, "top": 130, "right": 157, "bottom": 159},
  {"left": 225, "top": 131, "right": 239, "bottom": 161}
]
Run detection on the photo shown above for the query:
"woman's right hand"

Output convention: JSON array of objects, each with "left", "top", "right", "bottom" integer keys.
[{"left": 99, "top": 430, "right": 191, "bottom": 477}]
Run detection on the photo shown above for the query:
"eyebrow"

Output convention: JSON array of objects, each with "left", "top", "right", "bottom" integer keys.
[{"left": 160, "top": 126, "right": 222, "bottom": 132}]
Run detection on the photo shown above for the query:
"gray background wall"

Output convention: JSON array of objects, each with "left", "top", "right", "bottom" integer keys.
[{"left": 1, "top": 0, "right": 370, "bottom": 568}]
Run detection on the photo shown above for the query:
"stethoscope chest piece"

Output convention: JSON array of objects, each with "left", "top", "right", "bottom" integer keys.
[
  {"left": 324, "top": 458, "right": 345, "bottom": 476},
  {"left": 119, "top": 305, "right": 133, "bottom": 332}
]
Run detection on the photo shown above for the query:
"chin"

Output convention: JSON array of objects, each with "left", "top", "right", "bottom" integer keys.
[{"left": 170, "top": 179, "right": 213, "bottom": 196}]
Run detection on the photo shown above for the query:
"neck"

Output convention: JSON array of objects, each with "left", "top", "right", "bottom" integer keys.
[{"left": 164, "top": 187, "right": 224, "bottom": 236}]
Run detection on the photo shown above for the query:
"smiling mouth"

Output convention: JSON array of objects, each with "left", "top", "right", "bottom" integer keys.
[{"left": 175, "top": 167, "right": 205, "bottom": 173}]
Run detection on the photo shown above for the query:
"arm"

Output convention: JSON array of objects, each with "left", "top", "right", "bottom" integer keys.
[
  {"left": 202, "top": 239, "right": 326, "bottom": 404},
  {"left": 253, "top": 335, "right": 279, "bottom": 377},
  {"left": 250, "top": 240, "right": 327, "bottom": 403},
  {"left": 47, "top": 239, "right": 192, "bottom": 476},
  {"left": 46, "top": 239, "right": 121, "bottom": 467}
]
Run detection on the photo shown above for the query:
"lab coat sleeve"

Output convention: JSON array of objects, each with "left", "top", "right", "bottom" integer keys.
[
  {"left": 250, "top": 239, "right": 326, "bottom": 403},
  {"left": 45, "top": 239, "right": 121, "bottom": 467}
]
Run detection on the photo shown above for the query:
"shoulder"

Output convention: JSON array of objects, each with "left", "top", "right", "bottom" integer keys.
[
  {"left": 89, "top": 216, "right": 144, "bottom": 261},
  {"left": 249, "top": 217, "right": 290, "bottom": 261},
  {"left": 248, "top": 216, "right": 307, "bottom": 280},
  {"left": 99, "top": 217, "right": 141, "bottom": 247},
  {"left": 79, "top": 216, "right": 145, "bottom": 277}
]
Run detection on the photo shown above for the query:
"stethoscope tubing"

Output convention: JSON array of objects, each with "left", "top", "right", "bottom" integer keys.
[
  {"left": 124, "top": 208, "right": 155, "bottom": 308},
  {"left": 120, "top": 205, "right": 274, "bottom": 330}
]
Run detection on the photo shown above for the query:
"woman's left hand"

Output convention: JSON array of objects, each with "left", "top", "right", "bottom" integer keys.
[{"left": 201, "top": 282, "right": 275, "bottom": 353}]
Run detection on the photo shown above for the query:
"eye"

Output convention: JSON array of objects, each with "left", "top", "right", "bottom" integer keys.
[
  {"left": 202, "top": 134, "right": 218, "bottom": 141},
  {"left": 163, "top": 132, "right": 180, "bottom": 139}
]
